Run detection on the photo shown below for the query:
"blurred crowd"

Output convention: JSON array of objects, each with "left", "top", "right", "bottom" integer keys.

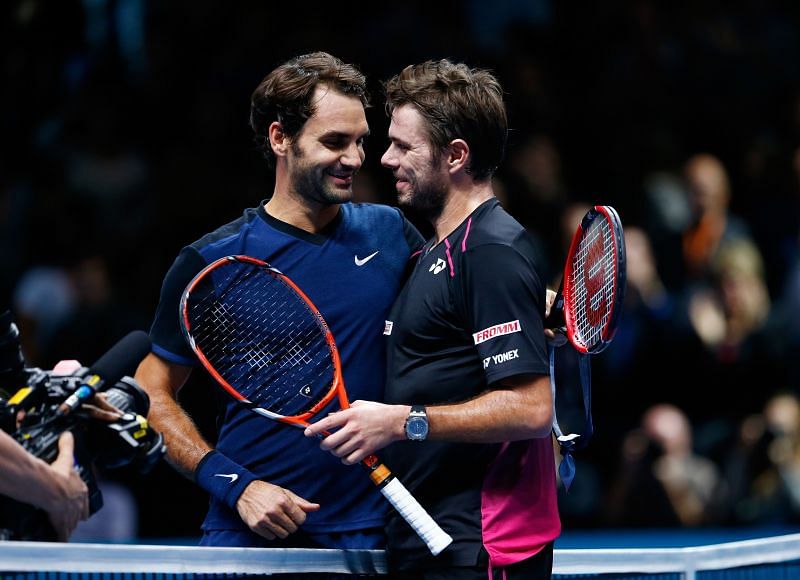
[{"left": 2, "top": 0, "right": 800, "bottom": 540}]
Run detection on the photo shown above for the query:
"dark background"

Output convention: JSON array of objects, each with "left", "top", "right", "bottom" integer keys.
[{"left": 3, "top": 0, "right": 800, "bottom": 541}]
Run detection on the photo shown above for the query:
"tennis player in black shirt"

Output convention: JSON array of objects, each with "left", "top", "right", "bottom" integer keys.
[{"left": 306, "top": 60, "right": 559, "bottom": 579}]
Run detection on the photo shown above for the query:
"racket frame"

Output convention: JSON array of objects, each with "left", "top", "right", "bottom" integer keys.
[
  {"left": 561, "top": 205, "right": 626, "bottom": 354},
  {"left": 181, "top": 255, "right": 348, "bottom": 426}
]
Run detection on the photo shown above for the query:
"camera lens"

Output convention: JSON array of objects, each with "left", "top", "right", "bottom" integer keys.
[
  {"left": 0, "top": 310, "right": 26, "bottom": 392},
  {"left": 103, "top": 376, "right": 150, "bottom": 417},
  {"left": 88, "top": 376, "right": 165, "bottom": 472}
]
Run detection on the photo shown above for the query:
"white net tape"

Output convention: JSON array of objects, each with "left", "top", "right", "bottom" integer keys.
[{"left": 1, "top": 533, "right": 799, "bottom": 578}]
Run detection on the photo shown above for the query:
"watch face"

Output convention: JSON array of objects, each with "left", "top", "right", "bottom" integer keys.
[{"left": 407, "top": 417, "right": 428, "bottom": 440}]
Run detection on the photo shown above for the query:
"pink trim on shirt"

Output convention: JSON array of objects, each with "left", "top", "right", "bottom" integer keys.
[
  {"left": 462, "top": 217, "right": 473, "bottom": 252},
  {"left": 444, "top": 239, "right": 455, "bottom": 278}
]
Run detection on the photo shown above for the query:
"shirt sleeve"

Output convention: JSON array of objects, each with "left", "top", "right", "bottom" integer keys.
[
  {"left": 454, "top": 240, "right": 550, "bottom": 385},
  {"left": 149, "top": 246, "right": 208, "bottom": 365}
]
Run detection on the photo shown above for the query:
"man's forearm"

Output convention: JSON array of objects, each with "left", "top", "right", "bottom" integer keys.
[
  {"left": 426, "top": 375, "right": 553, "bottom": 443},
  {"left": 134, "top": 354, "right": 210, "bottom": 479},
  {"left": 147, "top": 393, "right": 212, "bottom": 479},
  {"left": 307, "top": 374, "right": 553, "bottom": 464},
  {"left": 0, "top": 431, "right": 60, "bottom": 507}
]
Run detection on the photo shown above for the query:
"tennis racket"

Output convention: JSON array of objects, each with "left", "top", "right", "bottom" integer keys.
[
  {"left": 547, "top": 205, "right": 626, "bottom": 354},
  {"left": 180, "top": 255, "right": 452, "bottom": 556}
]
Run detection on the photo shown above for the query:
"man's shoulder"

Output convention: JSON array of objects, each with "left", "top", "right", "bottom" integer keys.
[
  {"left": 464, "top": 200, "right": 529, "bottom": 250},
  {"left": 342, "top": 202, "right": 414, "bottom": 241},
  {"left": 344, "top": 201, "right": 403, "bottom": 223},
  {"left": 188, "top": 205, "right": 264, "bottom": 256},
  {"left": 458, "top": 201, "right": 545, "bottom": 276}
]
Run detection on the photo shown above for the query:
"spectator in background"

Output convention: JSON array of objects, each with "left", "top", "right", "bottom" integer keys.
[
  {"left": 681, "top": 153, "right": 752, "bottom": 284},
  {"left": 607, "top": 403, "right": 724, "bottom": 527},
  {"left": 723, "top": 392, "right": 800, "bottom": 525},
  {"left": 12, "top": 265, "right": 76, "bottom": 366},
  {"left": 642, "top": 404, "right": 725, "bottom": 527},
  {"left": 685, "top": 240, "right": 770, "bottom": 359},
  {"left": 677, "top": 238, "right": 778, "bottom": 426}
]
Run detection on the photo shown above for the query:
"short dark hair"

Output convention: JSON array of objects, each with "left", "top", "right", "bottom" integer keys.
[
  {"left": 250, "top": 52, "right": 369, "bottom": 166},
  {"left": 384, "top": 59, "right": 507, "bottom": 181}
]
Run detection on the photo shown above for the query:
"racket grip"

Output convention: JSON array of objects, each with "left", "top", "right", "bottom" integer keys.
[{"left": 379, "top": 477, "right": 453, "bottom": 556}]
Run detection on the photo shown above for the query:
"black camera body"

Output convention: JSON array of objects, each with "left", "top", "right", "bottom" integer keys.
[{"left": 0, "top": 311, "right": 165, "bottom": 540}]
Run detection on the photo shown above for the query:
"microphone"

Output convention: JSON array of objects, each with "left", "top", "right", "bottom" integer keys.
[{"left": 57, "top": 330, "right": 151, "bottom": 416}]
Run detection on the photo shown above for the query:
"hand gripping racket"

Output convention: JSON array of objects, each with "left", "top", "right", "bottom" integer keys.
[
  {"left": 547, "top": 205, "right": 627, "bottom": 353},
  {"left": 180, "top": 255, "right": 452, "bottom": 556}
]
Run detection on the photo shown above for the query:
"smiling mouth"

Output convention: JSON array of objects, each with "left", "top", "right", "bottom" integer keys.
[{"left": 326, "top": 171, "right": 355, "bottom": 185}]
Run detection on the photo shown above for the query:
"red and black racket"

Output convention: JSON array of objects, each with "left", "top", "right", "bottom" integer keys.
[
  {"left": 548, "top": 205, "right": 626, "bottom": 354},
  {"left": 180, "top": 255, "right": 452, "bottom": 556}
]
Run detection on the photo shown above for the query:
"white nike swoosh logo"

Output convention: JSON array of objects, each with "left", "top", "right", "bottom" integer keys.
[
  {"left": 354, "top": 251, "right": 379, "bottom": 266},
  {"left": 214, "top": 473, "right": 239, "bottom": 483}
]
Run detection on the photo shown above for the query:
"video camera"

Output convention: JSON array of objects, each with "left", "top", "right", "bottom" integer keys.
[{"left": 0, "top": 310, "right": 166, "bottom": 540}]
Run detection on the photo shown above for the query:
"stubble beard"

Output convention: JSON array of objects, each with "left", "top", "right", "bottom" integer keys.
[
  {"left": 397, "top": 162, "right": 448, "bottom": 222},
  {"left": 290, "top": 140, "right": 354, "bottom": 207}
]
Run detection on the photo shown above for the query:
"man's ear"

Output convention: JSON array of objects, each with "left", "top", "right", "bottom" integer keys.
[
  {"left": 447, "top": 139, "right": 469, "bottom": 174},
  {"left": 268, "top": 121, "right": 289, "bottom": 158}
]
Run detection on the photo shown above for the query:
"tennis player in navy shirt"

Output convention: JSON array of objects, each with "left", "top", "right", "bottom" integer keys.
[{"left": 135, "top": 52, "right": 423, "bottom": 549}]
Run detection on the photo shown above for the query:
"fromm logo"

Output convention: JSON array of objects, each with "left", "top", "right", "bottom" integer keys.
[{"left": 472, "top": 320, "right": 522, "bottom": 345}]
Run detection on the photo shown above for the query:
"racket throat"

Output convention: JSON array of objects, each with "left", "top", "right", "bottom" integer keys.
[{"left": 362, "top": 455, "right": 392, "bottom": 486}]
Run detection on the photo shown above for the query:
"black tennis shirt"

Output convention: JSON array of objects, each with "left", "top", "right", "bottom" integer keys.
[{"left": 382, "top": 198, "right": 553, "bottom": 570}]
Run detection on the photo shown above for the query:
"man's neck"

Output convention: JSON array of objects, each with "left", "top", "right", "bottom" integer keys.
[
  {"left": 431, "top": 180, "right": 494, "bottom": 243},
  {"left": 266, "top": 183, "right": 341, "bottom": 234}
]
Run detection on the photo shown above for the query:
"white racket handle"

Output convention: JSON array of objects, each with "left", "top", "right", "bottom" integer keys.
[{"left": 379, "top": 477, "right": 453, "bottom": 556}]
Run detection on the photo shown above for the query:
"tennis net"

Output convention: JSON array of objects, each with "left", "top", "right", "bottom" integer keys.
[{"left": 1, "top": 533, "right": 799, "bottom": 579}]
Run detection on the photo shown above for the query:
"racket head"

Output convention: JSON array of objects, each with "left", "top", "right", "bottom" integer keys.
[
  {"left": 562, "top": 205, "right": 626, "bottom": 354},
  {"left": 180, "top": 255, "right": 345, "bottom": 424}
]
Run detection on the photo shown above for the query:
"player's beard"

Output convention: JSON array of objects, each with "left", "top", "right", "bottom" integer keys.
[
  {"left": 396, "top": 157, "right": 448, "bottom": 221},
  {"left": 289, "top": 141, "right": 356, "bottom": 206}
]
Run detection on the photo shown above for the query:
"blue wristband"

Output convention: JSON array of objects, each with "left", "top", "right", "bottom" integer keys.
[{"left": 194, "top": 451, "right": 259, "bottom": 510}]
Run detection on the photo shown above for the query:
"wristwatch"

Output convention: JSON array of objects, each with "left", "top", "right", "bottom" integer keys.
[{"left": 404, "top": 405, "right": 429, "bottom": 441}]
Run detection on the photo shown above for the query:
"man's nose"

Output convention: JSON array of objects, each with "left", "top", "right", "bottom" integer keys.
[
  {"left": 381, "top": 146, "right": 396, "bottom": 169},
  {"left": 341, "top": 142, "right": 364, "bottom": 169}
]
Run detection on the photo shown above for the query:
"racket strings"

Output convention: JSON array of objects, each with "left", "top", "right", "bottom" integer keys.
[
  {"left": 187, "top": 265, "right": 334, "bottom": 416},
  {"left": 568, "top": 218, "right": 617, "bottom": 348}
]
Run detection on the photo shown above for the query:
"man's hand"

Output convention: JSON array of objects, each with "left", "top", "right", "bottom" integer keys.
[
  {"left": 544, "top": 288, "right": 558, "bottom": 340},
  {"left": 45, "top": 432, "right": 90, "bottom": 541},
  {"left": 304, "top": 401, "right": 408, "bottom": 465},
  {"left": 82, "top": 393, "right": 125, "bottom": 422},
  {"left": 50, "top": 359, "right": 124, "bottom": 422},
  {"left": 236, "top": 481, "right": 320, "bottom": 540}
]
